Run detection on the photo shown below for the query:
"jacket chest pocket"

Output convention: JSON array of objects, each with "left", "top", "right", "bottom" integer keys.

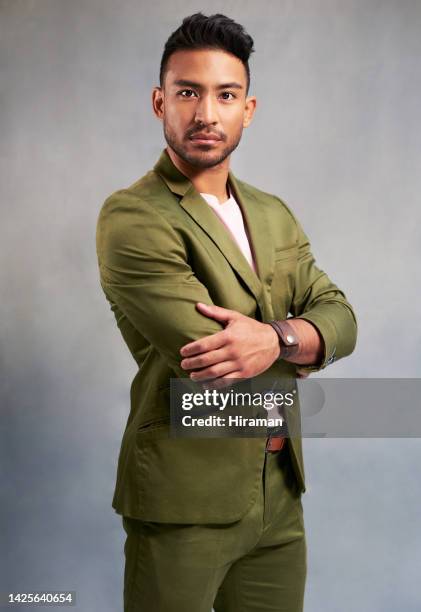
[{"left": 271, "top": 245, "right": 298, "bottom": 320}]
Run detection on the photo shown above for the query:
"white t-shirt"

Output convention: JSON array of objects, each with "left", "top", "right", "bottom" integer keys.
[{"left": 200, "top": 185, "right": 257, "bottom": 273}]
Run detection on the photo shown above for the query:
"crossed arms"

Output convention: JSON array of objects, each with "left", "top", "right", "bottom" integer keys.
[{"left": 97, "top": 191, "right": 358, "bottom": 382}]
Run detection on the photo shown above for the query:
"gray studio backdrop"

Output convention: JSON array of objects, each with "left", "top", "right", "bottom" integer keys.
[{"left": 1, "top": 0, "right": 420, "bottom": 610}]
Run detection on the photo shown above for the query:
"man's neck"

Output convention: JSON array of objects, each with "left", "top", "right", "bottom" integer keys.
[{"left": 166, "top": 146, "right": 230, "bottom": 204}]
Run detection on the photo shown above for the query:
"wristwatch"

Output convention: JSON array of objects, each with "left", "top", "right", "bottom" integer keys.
[{"left": 267, "top": 320, "right": 300, "bottom": 360}]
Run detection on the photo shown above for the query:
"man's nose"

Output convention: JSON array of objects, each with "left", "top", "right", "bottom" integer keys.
[{"left": 194, "top": 94, "right": 218, "bottom": 125}]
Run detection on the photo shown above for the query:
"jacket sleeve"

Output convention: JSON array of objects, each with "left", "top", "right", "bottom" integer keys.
[
  {"left": 96, "top": 190, "right": 224, "bottom": 379},
  {"left": 277, "top": 197, "right": 358, "bottom": 373}
]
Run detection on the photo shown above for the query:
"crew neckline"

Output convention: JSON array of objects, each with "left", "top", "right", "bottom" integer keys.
[{"left": 200, "top": 185, "right": 233, "bottom": 206}]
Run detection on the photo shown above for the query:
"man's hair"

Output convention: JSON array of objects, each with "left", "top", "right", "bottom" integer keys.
[{"left": 159, "top": 12, "right": 255, "bottom": 95}]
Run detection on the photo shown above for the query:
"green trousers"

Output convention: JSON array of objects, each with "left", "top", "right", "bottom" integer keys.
[{"left": 122, "top": 445, "right": 307, "bottom": 611}]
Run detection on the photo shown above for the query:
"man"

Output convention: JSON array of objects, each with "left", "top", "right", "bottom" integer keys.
[{"left": 96, "top": 12, "right": 357, "bottom": 612}]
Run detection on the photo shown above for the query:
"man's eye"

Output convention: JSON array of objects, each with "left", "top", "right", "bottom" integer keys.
[
  {"left": 179, "top": 89, "right": 197, "bottom": 98},
  {"left": 177, "top": 90, "right": 236, "bottom": 100}
]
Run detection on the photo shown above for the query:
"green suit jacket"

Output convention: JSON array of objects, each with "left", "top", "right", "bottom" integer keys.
[{"left": 96, "top": 148, "right": 357, "bottom": 523}]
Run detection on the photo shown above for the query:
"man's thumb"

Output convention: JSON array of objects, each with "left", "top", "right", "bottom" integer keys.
[{"left": 196, "top": 302, "right": 235, "bottom": 323}]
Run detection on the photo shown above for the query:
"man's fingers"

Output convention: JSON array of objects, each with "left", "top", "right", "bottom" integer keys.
[
  {"left": 180, "top": 329, "right": 227, "bottom": 357},
  {"left": 181, "top": 347, "right": 228, "bottom": 371},
  {"left": 189, "top": 361, "right": 237, "bottom": 381},
  {"left": 202, "top": 371, "right": 243, "bottom": 391}
]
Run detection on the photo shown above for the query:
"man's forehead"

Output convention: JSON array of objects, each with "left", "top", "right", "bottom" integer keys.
[{"left": 165, "top": 49, "right": 246, "bottom": 87}]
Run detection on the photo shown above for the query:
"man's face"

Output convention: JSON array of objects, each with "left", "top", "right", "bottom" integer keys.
[{"left": 153, "top": 49, "right": 256, "bottom": 169}]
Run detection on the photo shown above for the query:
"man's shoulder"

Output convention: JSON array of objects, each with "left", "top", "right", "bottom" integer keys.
[
  {"left": 98, "top": 170, "right": 168, "bottom": 228},
  {"left": 100, "top": 168, "right": 166, "bottom": 212},
  {"left": 96, "top": 168, "right": 182, "bottom": 263}
]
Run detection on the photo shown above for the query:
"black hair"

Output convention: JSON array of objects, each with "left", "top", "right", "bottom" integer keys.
[{"left": 159, "top": 12, "right": 255, "bottom": 95}]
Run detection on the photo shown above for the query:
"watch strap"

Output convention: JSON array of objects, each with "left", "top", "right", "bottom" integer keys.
[{"left": 268, "top": 320, "right": 300, "bottom": 360}]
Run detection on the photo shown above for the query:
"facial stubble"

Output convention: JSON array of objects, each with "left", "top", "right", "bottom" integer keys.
[{"left": 163, "top": 118, "right": 243, "bottom": 169}]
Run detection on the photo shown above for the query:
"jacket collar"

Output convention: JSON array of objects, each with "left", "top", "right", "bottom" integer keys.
[{"left": 152, "top": 148, "right": 275, "bottom": 312}]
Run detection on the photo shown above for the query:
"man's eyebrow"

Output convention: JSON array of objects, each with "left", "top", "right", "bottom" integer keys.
[{"left": 173, "top": 79, "right": 243, "bottom": 90}]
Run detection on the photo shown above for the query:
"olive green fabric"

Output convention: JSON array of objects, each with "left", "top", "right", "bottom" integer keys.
[
  {"left": 95, "top": 148, "right": 357, "bottom": 523},
  {"left": 122, "top": 447, "right": 307, "bottom": 612}
]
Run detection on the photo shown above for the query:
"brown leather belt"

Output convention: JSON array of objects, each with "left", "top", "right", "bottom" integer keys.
[{"left": 265, "top": 436, "right": 286, "bottom": 453}]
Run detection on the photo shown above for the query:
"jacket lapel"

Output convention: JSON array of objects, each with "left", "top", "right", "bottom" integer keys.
[
  {"left": 227, "top": 170, "right": 275, "bottom": 291},
  {"left": 153, "top": 149, "right": 274, "bottom": 308}
]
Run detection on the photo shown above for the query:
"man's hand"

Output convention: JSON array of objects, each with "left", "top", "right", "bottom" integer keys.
[
  {"left": 180, "top": 303, "right": 279, "bottom": 383},
  {"left": 180, "top": 303, "right": 322, "bottom": 384}
]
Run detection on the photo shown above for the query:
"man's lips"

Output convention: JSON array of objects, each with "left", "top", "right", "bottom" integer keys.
[{"left": 189, "top": 133, "right": 222, "bottom": 142}]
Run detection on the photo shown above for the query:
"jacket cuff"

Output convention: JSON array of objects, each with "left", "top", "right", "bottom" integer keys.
[{"left": 293, "top": 313, "right": 337, "bottom": 373}]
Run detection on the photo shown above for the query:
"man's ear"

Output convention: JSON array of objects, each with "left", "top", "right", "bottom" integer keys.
[
  {"left": 152, "top": 87, "right": 164, "bottom": 120},
  {"left": 243, "top": 96, "right": 257, "bottom": 128}
]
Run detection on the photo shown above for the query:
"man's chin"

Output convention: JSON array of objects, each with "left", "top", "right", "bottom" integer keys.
[
  {"left": 189, "top": 156, "right": 226, "bottom": 169},
  {"left": 182, "top": 148, "right": 230, "bottom": 169}
]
